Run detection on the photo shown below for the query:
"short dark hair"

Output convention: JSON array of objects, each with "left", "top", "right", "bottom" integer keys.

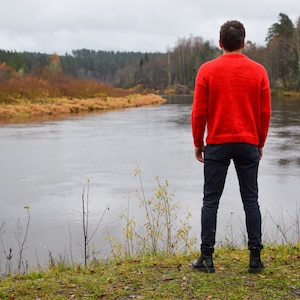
[{"left": 220, "top": 20, "right": 245, "bottom": 52}]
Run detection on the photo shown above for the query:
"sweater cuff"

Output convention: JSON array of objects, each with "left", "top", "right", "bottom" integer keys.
[{"left": 194, "top": 141, "right": 204, "bottom": 148}]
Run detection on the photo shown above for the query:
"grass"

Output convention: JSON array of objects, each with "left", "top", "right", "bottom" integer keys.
[
  {"left": 0, "top": 246, "right": 298, "bottom": 299},
  {"left": 271, "top": 89, "right": 300, "bottom": 97},
  {"left": 0, "top": 73, "right": 166, "bottom": 121},
  {"left": 0, "top": 94, "right": 165, "bottom": 121}
]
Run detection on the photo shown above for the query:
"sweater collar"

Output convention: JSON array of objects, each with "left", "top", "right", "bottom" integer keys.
[{"left": 220, "top": 53, "right": 245, "bottom": 58}]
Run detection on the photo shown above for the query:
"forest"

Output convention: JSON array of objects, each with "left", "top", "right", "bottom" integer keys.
[{"left": 0, "top": 13, "right": 299, "bottom": 92}]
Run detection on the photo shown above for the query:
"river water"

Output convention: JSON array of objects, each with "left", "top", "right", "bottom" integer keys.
[{"left": 0, "top": 95, "right": 299, "bottom": 270}]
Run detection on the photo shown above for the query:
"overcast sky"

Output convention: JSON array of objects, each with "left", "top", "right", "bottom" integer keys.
[{"left": 0, "top": 0, "right": 299, "bottom": 55}]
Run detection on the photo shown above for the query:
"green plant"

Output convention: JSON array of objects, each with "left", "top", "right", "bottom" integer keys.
[{"left": 111, "top": 165, "right": 195, "bottom": 258}]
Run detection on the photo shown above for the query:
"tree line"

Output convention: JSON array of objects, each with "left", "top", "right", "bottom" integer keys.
[{"left": 0, "top": 13, "right": 299, "bottom": 92}]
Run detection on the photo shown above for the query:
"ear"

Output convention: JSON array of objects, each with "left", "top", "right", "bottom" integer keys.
[
  {"left": 241, "top": 40, "right": 245, "bottom": 49},
  {"left": 219, "top": 40, "right": 223, "bottom": 48}
]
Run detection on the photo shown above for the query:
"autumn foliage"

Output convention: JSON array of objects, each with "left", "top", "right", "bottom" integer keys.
[
  {"left": 0, "top": 54, "right": 165, "bottom": 120},
  {"left": 0, "top": 64, "right": 132, "bottom": 105}
]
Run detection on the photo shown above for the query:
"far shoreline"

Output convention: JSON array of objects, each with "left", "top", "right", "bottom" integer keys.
[
  {"left": 1, "top": 90, "right": 299, "bottom": 124},
  {"left": 0, "top": 94, "right": 166, "bottom": 124}
]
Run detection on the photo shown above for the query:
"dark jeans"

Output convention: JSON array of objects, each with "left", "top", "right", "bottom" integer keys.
[{"left": 201, "top": 143, "right": 263, "bottom": 253}]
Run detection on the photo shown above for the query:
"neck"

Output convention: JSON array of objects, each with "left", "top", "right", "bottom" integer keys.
[{"left": 223, "top": 48, "right": 243, "bottom": 54}]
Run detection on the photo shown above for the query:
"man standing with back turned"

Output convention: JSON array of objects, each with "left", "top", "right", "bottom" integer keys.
[{"left": 191, "top": 20, "right": 271, "bottom": 273}]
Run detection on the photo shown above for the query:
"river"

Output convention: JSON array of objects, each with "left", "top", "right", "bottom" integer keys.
[{"left": 0, "top": 95, "right": 299, "bottom": 271}]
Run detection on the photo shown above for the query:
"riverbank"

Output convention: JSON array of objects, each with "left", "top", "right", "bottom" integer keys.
[
  {"left": 1, "top": 87, "right": 299, "bottom": 123},
  {"left": 0, "top": 246, "right": 299, "bottom": 299},
  {"left": 0, "top": 94, "right": 166, "bottom": 122},
  {"left": 272, "top": 89, "right": 300, "bottom": 97}
]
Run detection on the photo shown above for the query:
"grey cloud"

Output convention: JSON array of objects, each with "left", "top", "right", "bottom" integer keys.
[{"left": 0, "top": 0, "right": 299, "bottom": 54}]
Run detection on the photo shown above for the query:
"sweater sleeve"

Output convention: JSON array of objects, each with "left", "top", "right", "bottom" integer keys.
[
  {"left": 259, "top": 70, "right": 271, "bottom": 148},
  {"left": 191, "top": 69, "right": 208, "bottom": 148}
]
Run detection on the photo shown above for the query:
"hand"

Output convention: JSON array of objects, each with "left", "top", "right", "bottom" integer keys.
[
  {"left": 195, "top": 146, "right": 205, "bottom": 163},
  {"left": 258, "top": 147, "right": 263, "bottom": 159}
]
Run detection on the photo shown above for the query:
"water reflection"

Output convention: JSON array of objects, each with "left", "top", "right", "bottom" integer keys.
[{"left": 267, "top": 96, "right": 300, "bottom": 170}]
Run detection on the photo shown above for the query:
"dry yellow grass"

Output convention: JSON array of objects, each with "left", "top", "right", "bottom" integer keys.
[{"left": 0, "top": 94, "right": 166, "bottom": 121}]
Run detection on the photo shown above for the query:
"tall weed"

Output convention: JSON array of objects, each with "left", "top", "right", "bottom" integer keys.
[
  {"left": 0, "top": 206, "right": 30, "bottom": 275},
  {"left": 109, "top": 166, "right": 196, "bottom": 258},
  {"left": 81, "top": 179, "right": 109, "bottom": 265}
]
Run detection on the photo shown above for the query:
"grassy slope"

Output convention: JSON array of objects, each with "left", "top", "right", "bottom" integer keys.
[
  {"left": 0, "top": 246, "right": 299, "bottom": 299},
  {"left": 0, "top": 74, "right": 167, "bottom": 121},
  {"left": 0, "top": 94, "right": 166, "bottom": 121}
]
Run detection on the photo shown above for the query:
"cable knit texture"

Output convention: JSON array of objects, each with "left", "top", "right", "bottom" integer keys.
[{"left": 191, "top": 54, "right": 271, "bottom": 148}]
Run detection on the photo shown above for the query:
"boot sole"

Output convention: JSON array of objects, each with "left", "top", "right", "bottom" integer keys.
[
  {"left": 248, "top": 265, "right": 264, "bottom": 273},
  {"left": 192, "top": 265, "right": 215, "bottom": 273}
]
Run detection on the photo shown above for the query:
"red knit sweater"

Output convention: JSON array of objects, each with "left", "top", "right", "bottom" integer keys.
[{"left": 191, "top": 54, "right": 271, "bottom": 148}]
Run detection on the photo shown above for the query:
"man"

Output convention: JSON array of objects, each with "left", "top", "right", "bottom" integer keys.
[{"left": 191, "top": 20, "right": 271, "bottom": 273}]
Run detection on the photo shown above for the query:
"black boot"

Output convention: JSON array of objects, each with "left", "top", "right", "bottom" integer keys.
[
  {"left": 248, "top": 247, "right": 264, "bottom": 273},
  {"left": 192, "top": 253, "right": 215, "bottom": 273}
]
